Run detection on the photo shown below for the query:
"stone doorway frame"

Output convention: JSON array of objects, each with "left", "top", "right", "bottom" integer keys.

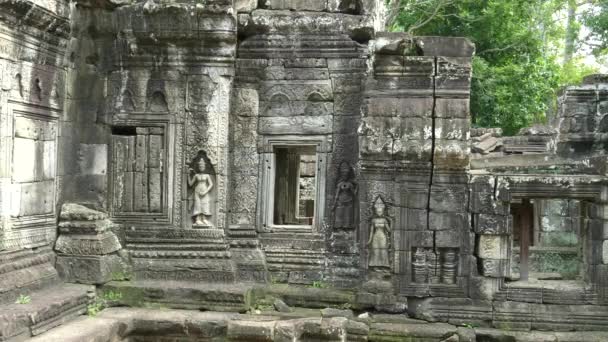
[{"left": 477, "top": 175, "right": 608, "bottom": 304}]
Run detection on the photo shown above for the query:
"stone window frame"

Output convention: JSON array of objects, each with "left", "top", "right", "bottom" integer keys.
[
  {"left": 490, "top": 177, "right": 608, "bottom": 302},
  {"left": 108, "top": 116, "right": 175, "bottom": 226},
  {"left": 257, "top": 135, "right": 329, "bottom": 233}
]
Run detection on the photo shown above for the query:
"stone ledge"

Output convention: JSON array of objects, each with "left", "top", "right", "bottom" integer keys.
[{"left": 29, "top": 307, "right": 608, "bottom": 342}]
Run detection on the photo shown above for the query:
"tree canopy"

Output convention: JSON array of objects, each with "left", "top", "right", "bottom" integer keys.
[{"left": 387, "top": 0, "right": 605, "bottom": 135}]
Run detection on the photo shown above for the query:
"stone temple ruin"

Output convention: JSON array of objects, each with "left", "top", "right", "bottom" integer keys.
[{"left": 1, "top": 0, "right": 608, "bottom": 341}]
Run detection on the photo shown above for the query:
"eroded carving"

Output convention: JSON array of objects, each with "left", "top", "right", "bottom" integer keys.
[
  {"left": 368, "top": 196, "right": 391, "bottom": 269},
  {"left": 332, "top": 161, "right": 357, "bottom": 229},
  {"left": 148, "top": 91, "right": 169, "bottom": 112}
]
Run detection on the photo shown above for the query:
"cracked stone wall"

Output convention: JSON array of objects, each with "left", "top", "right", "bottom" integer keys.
[{"left": 358, "top": 33, "right": 475, "bottom": 297}]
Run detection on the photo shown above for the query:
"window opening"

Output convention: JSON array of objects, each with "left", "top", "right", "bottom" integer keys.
[
  {"left": 273, "top": 145, "right": 316, "bottom": 226},
  {"left": 510, "top": 198, "right": 583, "bottom": 282}
]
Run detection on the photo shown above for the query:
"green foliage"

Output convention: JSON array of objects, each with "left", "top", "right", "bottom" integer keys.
[
  {"left": 581, "top": 0, "right": 608, "bottom": 56},
  {"left": 310, "top": 281, "right": 328, "bottom": 289},
  {"left": 558, "top": 57, "right": 601, "bottom": 86},
  {"left": 110, "top": 270, "right": 131, "bottom": 281},
  {"left": 87, "top": 299, "right": 104, "bottom": 317},
  {"left": 472, "top": 56, "right": 560, "bottom": 135},
  {"left": 387, "top": 0, "right": 602, "bottom": 135},
  {"left": 103, "top": 290, "right": 123, "bottom": 302},
  {"left": 461, "top": 322, "right": 477, "bottom": 329},
  {"left": 15, "top": 294, "right": 31, "bottom": 305},
  {"left": 533, "top": 251, "right": 580, "bottom": 279},
  {"left": 254, "top": 303, "right": 274, "bottom": 311},
  {"left": 87, "top": 290, "right": 123, "bottom": 317}
]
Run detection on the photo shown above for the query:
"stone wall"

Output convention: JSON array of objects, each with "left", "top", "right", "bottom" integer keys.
[{"left": 0, "top": 0, "right": 71, "bottom": 302}]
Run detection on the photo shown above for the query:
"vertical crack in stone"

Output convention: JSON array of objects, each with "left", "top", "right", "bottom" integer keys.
[{"left": 428, "top": 56, "right": 437, "bottom": 252}]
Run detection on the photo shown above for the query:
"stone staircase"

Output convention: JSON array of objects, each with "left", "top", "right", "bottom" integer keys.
[{"left": 0, "top": 248, "right": 92, "bottom": 342}]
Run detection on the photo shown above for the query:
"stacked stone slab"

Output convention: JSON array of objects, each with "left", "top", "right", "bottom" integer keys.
[
  {"left": 54, "top": 203, "right": 129, "bottom": 284},
  {"left": 125, "top": 228, "right": 236, "bottom": 282},
  {"left": 469, "top": 175, "right": 510, "bottom": 298},
  {"left": 557, "top": 76, "right": 608, "bottom": 155}
]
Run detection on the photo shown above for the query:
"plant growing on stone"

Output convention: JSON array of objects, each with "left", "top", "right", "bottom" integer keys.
[
  {"left": 87, "top": 291, "right": 123, "bottom": 317},
  {"left": 461, "top": 322, "right": 477, "bottom": 329},
  {"left": 15, "top": 294, "right": 31, "bottom": 304},
  {"left": 311, "top": 281, "right": 327, "bottom": 289}
]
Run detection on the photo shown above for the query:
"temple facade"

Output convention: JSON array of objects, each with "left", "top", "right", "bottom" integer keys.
[{"left": 1, "top": 0, "right": 608, "bottom": 340}]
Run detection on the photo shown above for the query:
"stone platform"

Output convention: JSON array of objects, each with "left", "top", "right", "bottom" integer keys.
[
  {"left": 28, "top": 307, "right": 608, "bottom": 342},
  {"left": 99, "top": 280, "right": 608, "bottom": 333}
]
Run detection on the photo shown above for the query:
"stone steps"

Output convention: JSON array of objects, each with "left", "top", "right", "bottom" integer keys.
[
  {"left": 0, "top": 247, "right": 60, "bottom": 305},
  {"left": 0, "top": 283, "right": 92, "bottom": 341}
]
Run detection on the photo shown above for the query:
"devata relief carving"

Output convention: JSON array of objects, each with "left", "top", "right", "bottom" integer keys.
[
  {"left": 368, "top": 196, "right": 391, "bottom": 269},
  {"left": 332, "top": 161, "right": 357, "bottom": 229},
  {"left": 188, "top": 151, "right": 215, "bottom": 228}
]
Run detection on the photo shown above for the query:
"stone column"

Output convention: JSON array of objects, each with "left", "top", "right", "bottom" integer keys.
[
  {"left": 593, "top": 186, "right": 608, "bottom": 302},
  {"left": 470, "top": 175, "right": 510, "bottom": 299}
]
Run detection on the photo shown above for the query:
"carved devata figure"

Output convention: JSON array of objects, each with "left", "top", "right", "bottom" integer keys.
[
  {"left": 368, "top": 196, "right": 391, "bottom": 269},
  {"left": 188, "top": 151, "right": 215, "bottom": 228},
  {"left": 332, "top": 161, "right": 358, "bottom": 229}
]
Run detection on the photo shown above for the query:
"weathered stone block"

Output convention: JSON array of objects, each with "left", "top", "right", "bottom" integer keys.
[
  {"left": 235, "top": 0, "right": 257, "bottom": 12},
  {"left": 477, "top": 235, "right": 508, "bottom": 259},
  {"left": 12, "top": 138, "right": 37, "bottom": 183},
  {"left": 288, "top": 270, "right": 323, "bottom": 285},
  {"left": 227, "top": 320, "right": 274, "bottom": 341},
  {"left": 77, "top": 144, "right": 107, "bottom": 175},
  {"left": 258, "top": 115, "right": 332, "bottom": 135},
  {"left": 264, "top": 0, "right": 327, "bottom": 11},
  {"left": 429, "top": 186, "right": 467, "bottom": 213},
  {"left": 435, "top": 118, "right": 470, "bottom": 140},
  {"left": 435, "top": 230, "right": 463, "bottom": 249},
  {"left": 479, "top": 259, "right": 508, "bottom": 278},
  {"left": 400, "top": 231, "right": 434, "bottom": 250},
  {"left": 470, "top": 190, "right": 508, "bottom": 215},
  {"left": 415, "top": 37, "right": 475, "bottom": 57},
  {"left": 55, "top": 254, "right": 128, "bottom": 285},
  {"left": 435, "top": 98, "right": 469, "bottom": 119},
  {"left": 59, "top": 203, "right": 107, "bottom": 221},
  {"left": 401, "top": 208, "right": 426, "bottom": 230},
  {"left": 493, "top": 301, "right": 532, "bottom": 330},
  {"left": 54, "top": 232, "right": 121, "bottom": 256},
  {"left": 15, "top": 180, "right": 54, "bottom": 217},
  {"left": 433, "top": 140, "right": 469, "bottom": 168},
  {"left": 474, "top": 214, "right": 511, "bottom": 235},
  {"left": 428, "top": 212, "right": 468, "bottom": 231}
]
